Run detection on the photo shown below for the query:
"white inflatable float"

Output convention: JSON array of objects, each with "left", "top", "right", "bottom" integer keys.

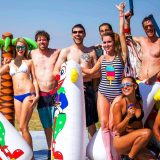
[
  {"left": 51, "top": 60, "right": 86, "bottom": 160},
  {"left": 138, "top": 81, "right": 160, "bottom": 123},
  {"left": 0, "top": 113, "right": 33, "bottom": 160},
  {"left": 86, "top": 128, "right": 120, "bottom": 160},
  {"left": 86, "top": 98, "right": 121, "bottom": 160}
]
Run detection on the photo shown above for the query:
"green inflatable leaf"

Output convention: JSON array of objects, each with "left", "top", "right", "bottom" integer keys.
[
  {"left": 0, "top": 121, "right": 5, "bottom": 146},
  {"left": 57, "top": 87, "right": 66, "bottom": 95},
  {"left": 53, "top": 113, "right": 66, "bottom": 140},
  {"left": 24, "top": 37, "right": 38, "bottom": 50},
  {"left": 12, "top": 37, "right": 38, "bottom": 50},
  {"left": 4, "top": 37, "right": 11, "bottom": 52},
  {"left": 12, "top": 38, "right": 17, "bottom": 46},
  {"left": 0, "top": 39, "right": 4, "bottom": 49}
]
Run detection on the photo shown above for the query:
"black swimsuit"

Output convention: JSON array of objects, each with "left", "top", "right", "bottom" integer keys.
[{"left": 122, "top": 99, "right": 144, "bottom": 124}]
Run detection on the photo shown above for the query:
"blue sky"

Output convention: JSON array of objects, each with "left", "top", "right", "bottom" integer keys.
[{"left": 0, "top": 0, "right": 160, "bottom": 48}]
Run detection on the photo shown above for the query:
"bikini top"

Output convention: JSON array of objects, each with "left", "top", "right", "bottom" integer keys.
[
  {"left": 122, "top": 99, "right": 144, "bottom": 124},
  {"left": 9, "top": 62, "right": 28, "bottom": 76}
]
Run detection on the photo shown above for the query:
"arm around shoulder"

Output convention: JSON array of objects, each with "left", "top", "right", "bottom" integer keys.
[{"left": 82, "top": 55, "right": 102, "bottom": 75}]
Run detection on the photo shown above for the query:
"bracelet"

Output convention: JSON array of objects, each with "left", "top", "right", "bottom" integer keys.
[
  {"left": 120, "top": 15, "right": 124, "bottom": 17},
  {"left": 119, "top": 13, "right": 124, "bottom": 17},
  {"left": 124, "top": 28, "right": 131, "bottom": 34}
]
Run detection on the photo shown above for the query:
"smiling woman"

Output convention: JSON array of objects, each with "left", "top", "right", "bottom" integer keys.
[
  {"left": 0, "top": 37, "right": 39, "bottom": 160},
  {"left": 112, "top": 76, "right": 155, "bottom": 159}
]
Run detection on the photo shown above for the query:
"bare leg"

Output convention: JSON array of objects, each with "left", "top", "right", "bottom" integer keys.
[
  {"left": 19, "top": 97, "right": 34, "bottom": 147},
  {"left": 87, "top": 124, "right": 97, "bottom": 140},
  {"left": 113, "top": 128, "right": 151, "bottom": 159},
  {"left": 44, "top": 127, "right": 52, "bottom": 150},
  {"left": 97, "top": 92, "right": 112, "bottom": 160}
]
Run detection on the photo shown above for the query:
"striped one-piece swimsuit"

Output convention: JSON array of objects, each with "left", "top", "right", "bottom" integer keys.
[{"left": 98, "top": 55, "right": 124, "bottom": 103}]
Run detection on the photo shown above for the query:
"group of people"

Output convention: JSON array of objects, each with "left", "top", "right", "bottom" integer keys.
[{"left": 0, "top": 1, "right": 160, "bottom": 160}]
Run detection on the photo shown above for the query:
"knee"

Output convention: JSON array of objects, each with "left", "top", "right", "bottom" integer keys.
[
  {"left": 19, "top": 124, "right": 28, "bottom": 133},
  {"left": 142, "top": 128, "right": 152, "bottom": 140}
]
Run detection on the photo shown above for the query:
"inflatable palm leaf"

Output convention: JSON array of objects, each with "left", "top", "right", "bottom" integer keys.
[
  {"left": 0, "top": 121, "right": 5, "bottom": 146},
  {"left": 53, "top": 113, "right": 66, "bottom": 140}
]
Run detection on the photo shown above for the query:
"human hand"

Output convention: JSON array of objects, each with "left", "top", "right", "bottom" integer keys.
[
  {"left": 2, "top": 57, "right": 12, "bottom": 65},
  {"left": 95, "top": 44, "right": 102, "bottom": 49},
  {"left": 127, "top": 107, "right": 135, "bottom": 119},
  {"left": 29, "top": 94, "right": 39, "bottom": 108},
  {"left": 115, "top": 2, "right": 126, "bottom": 12}
]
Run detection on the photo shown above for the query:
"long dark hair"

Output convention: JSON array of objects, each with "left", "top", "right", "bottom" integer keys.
[{"left": 122, "top": 76, "right": 142, "bottom": 101}]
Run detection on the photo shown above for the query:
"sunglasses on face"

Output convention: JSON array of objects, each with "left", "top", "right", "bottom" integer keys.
[
  {"left": 120, "top": 82, "right": 133, "bottom": 88},
  {"left": 16, "top": 45, "right": 26, "bottom": 50},
  {"left": 72, "top": 30, "right": 84, "bottom": 34}
]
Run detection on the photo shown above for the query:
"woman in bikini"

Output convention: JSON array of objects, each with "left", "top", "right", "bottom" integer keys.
[
  {"left": 112, "top": 76, "right": 154, "bottom": 160},
  {"left": 82, "top": 2, "right": 127, "bottom": 159},
  {"left": 0, "top": 37, "right": 39, "bottom": 153}
]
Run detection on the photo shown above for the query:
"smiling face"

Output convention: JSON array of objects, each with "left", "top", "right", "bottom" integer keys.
[
  {"left": 143, "top": 19, "right": 155, "bottom": 38},
  {"left": 16, "top": 41, "right": 26, "bottom": 57},
  {"left": 37, "top": 35, "right": 49, "bottom": 51},
  {"left": 72, "top": 27, "right": 86, "bottom": 45},
  {"left": 102, "top": 34, "right": 115, "bottom": 53},
  {"left": 121, "top": 77, "right": 137, "bottom": 96}
]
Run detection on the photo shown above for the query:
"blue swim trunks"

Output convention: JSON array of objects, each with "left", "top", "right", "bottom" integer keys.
[
  {"left": 38, "top": 106, "right": 55, "bottom": 128},
  {"left": 37, "top": 90, "right": 56, "bottom": 128}
]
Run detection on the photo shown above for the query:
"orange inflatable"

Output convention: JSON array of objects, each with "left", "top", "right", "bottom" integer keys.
[{"left": 0, "top": 32, "right": 14, "bottom": 125}]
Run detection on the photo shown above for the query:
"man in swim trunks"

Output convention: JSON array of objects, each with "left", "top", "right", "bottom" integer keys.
[
  {"left": 125, "top": 14, "right": 160, "bottom": 123},
  {"left": 30, "top": 30, "right": 60, "bottom": 160},
  {"left": 53, "top": 24, "right": 98, "bottom": 139}
]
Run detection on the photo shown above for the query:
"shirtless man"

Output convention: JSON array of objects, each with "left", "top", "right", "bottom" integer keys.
[
  {"left": 53, "top": 24, "right": 98, "bottom": 139},
  {"left": 30, "top": 30, "right": 60, "bottom": 160},
  {"left": 125, "top": 15, "right": 160, "bottom": 123}
]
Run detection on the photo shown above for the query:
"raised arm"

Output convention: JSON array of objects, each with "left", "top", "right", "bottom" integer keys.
[
  {"left": 116, "top": 2, "right": 128, "bottom": 63},
  {"left": 53, "top": 48, "right": 67, "bottom": 77}
]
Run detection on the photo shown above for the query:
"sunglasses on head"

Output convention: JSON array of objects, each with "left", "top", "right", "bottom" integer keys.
[
  {"left": 72, "top": 30, "right": 84, "bottom": 34},
  {"left": 16, "top": 45, "right": 26, "bottom": 50},
  {"left": 120, "top": 82, "right": 133, "bottom": 88}
]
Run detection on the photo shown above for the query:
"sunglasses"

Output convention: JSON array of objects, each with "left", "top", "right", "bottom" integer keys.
[
  {"left": 16, "top": 45, "right": 26, "bottom": 50},
  {"left": 120, "top": 82, "right": 133, "bottom": 88},
  {"left": 72, "top": 30, "right": 84, "bottom": 34}
]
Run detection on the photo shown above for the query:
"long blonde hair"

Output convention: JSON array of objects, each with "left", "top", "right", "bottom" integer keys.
[{"left": 14, "top": 37, "right": 29, "bottom": 59}]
